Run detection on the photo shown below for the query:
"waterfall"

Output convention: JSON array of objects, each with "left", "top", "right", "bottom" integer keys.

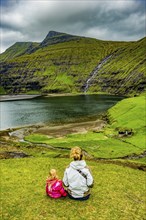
[{"left": 83, "top": 54, "right": 112, "bottom": 93}]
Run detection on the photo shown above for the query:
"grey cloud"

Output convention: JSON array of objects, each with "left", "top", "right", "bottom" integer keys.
[{"left": 1, "top": 0, "right": 146, "bottom": 52}]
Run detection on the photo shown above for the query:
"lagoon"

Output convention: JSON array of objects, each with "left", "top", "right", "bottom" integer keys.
[{"left": 0, "top": 94, "right": 124, "bottom": 130}]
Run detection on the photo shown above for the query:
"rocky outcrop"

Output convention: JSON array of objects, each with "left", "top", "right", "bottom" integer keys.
[
  {"left": 0, "top": 151, "right": 29, "bottom": 159},
  {"left": 39, "top": 31, "right": 81, "bottom": 48}
]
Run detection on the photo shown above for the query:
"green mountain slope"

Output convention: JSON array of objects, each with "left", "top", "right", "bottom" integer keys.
[
  {"left": 88, "top": 37, "right": 146, "bottom": 95},
  {"left": 0, "top": 31, "right": 145, "bottom": 95},
  {"left": 0, "top": 42, "right": 39, "bottom": 62}
]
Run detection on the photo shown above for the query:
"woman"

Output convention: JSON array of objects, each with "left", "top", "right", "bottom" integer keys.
[{"left": 63, "top": 146, "right": 94, "bottom": 200}]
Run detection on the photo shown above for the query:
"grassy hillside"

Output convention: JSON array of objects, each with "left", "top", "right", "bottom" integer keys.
[
  {"left": 107, "top": 96, "right": 145, "bottom": 129},
  {"left": 107, "top": 96, "right": 146, "bottom": 157},
  {"left": 88, "top": 37, "right": 146, "bottom": 95},
  {"left": 1, "top": 158, "right": 146, "bottom": 220},
  {"left": 0, "top": 31, "right": 145, "bottom": 95},
  {"left": 0, "top": 42, "right": 39, "bottom": 62},
  {"left": 1, "top": 95, "right": 146, "bottom": 220}
]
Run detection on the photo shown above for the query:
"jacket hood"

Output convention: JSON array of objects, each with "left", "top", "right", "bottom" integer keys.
[{"left": 70, "top": 160, "right": 87, "bottom": 170}]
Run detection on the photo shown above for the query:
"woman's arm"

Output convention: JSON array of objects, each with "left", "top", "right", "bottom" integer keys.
[
  {"left": 86, "top": 169, "right": 94, "bottom": 187},
  {"left": 63, "top": 170, "right": 69, "bottom": 187}
]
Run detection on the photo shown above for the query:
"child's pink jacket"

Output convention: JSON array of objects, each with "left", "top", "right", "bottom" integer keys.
[{"left": 46, "top": 179, "right": 67, "bottom": 198}]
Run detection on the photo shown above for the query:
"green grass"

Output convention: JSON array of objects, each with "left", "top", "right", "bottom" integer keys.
[
  {"left": 1, "top": 157, "right": 146, "bottom": 220},
  {"left": 0, "top": 86, "right": 6, "bottom": 95},
  {"left": 0, "top": 140, "right": 69, "bottom": 159},
  {"left": 108, "top": 96, "right": 145, "bottom": 129},
  {"left": 130, "top": 157, "right": 146, "bottom": 164},
  {"left": 25, "top": 132, "right": 145, "bottom": 159},
  {"left": 43, "top": 72, "right": 75, "bottom": 93},
  {"left": 107, "top": 96, "right": 146, "bottom": 154},
  {"left": 0, "top": 42, "right": 39, "bottom": 62}
]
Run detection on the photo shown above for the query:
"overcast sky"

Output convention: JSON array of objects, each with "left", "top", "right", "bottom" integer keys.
[{"left": 0, "top": 0, "right": 146, "bottom": 53}]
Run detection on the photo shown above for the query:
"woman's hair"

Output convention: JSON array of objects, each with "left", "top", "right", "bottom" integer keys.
[
  {"left": 70, "top": 146, "right": 83, "bottom": 160},
  {"left": 49, "top": 169, "right": 58, "bottom": 179}
]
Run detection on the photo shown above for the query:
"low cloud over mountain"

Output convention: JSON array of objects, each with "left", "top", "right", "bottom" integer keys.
[{"left": 1, "top": 0, "right": 145, "bottom": 52}]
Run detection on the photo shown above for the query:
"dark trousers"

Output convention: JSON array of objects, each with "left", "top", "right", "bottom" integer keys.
[{"left": 68, "top": 193, "right": 90, "bottom": 201}]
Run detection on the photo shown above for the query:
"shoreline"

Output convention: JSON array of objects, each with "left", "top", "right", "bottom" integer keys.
[
  {"left": 0, "top": 116, "right": 104, "bottom": 133},
  {"left": 0, "top": 92, "right": 121, "bottom": 101},
  {"left": 40, "top": 92, "right": 117, "bottom": 97},
  {"left": 0, "top": 112, "right": 103, "bottom": 132},
  {"left": 0, "top": 94, "right": 42, "bottom": 101}
]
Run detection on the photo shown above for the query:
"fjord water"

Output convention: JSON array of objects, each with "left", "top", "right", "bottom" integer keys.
[{"left": 0, "top": 94, "right": 124, "bottom": 130}]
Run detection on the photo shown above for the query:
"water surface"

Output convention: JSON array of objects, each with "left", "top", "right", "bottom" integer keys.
[{"left": 0, "top": 94, "right": 124, "bottom": 130}]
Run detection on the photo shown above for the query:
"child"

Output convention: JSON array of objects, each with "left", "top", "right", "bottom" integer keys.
[{"left": 46, "top": 169, "right": 67, "bottom": 198}]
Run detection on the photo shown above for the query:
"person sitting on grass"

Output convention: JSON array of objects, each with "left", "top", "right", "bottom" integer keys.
[
  {"left": 46, "top": 169, "right": 67, "bottom": 199},
  {"left": 63, "top": 146, "right": 94, "bottom": 201}
]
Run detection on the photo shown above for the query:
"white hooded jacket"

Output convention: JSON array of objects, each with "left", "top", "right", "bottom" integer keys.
[{"left": 63, "top": 160, "right": 94, "bottom": 198}]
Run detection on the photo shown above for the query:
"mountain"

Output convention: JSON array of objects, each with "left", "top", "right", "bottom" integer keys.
[
  {"left": 0, "top": 42, "right": 39, "bottom": 62},
  {"left": 39, "top": 30, "right": 81, "bottom": 48},
  {"left": 0, "top": 31, "right": 146, "bottom": 96},
  {"left": 87, "top": 37, "right": 146, "bottom": 95}
]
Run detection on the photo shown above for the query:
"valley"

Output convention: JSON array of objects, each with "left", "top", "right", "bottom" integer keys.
[{"left": 0, "top": 31, "right": 146, "bottom": 220}]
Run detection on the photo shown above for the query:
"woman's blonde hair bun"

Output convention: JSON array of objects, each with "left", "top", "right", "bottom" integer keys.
[{"left": 70, "top": 146, "right": 83, "bottom": 160}]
